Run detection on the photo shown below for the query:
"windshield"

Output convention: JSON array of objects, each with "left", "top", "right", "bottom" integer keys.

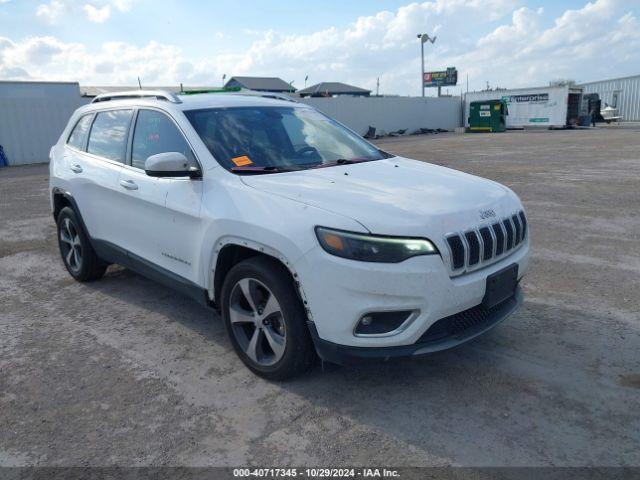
[{"left": 184, "top": 106, "right": 391, "bottom": 172}]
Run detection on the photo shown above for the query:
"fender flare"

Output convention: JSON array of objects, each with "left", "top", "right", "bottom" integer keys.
[
  {"left": 208, "top": 236, "right": 313, "bottom": 320},
  {"left": 51, "top": 188, "right": 94, "bottom": 247}
]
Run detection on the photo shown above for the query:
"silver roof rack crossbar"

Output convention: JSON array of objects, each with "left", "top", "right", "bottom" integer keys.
[{"left": 91, "top": 90, "right": 182, "bottom": 104}]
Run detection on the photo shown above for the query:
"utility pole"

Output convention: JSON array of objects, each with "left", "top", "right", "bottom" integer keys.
[
  {"left": 419, "top": 35, "right": 425, "bottom": 97},
  {"left": 417, "top": 33, "right": 436, "bottom": 97}
]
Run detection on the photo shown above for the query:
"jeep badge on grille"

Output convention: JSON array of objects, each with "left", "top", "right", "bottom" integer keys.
[{"left": 479, "top": 209, "right": 496, "bottom": 219}]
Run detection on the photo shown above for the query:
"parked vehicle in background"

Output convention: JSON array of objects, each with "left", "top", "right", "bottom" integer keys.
[
  {"left": 49, "top": 90, "right": 530, "bottom": 380},
  {"left": 600, "top": 105, "right": 622, "bottom": 123}
]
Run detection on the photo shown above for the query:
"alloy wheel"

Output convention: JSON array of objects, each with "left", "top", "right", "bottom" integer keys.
[
  {"left": 59, "top": 217, "right": 83, "bottom": 272},
  {"left": 228, "top": 277, "right": 286, "bottom": 366}
]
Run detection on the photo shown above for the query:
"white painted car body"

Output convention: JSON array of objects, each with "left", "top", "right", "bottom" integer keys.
[{"left": 50, "top": 92, "right": 529, "bottom": 362}]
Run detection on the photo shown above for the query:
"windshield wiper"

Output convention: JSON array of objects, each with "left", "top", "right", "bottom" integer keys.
[
  {"left": 310, "top": 158, "right": 375, "bottom": 169},
  {"left": 230, "top": 165, "right": 299, "bottom": 175},
  {"left": 232, "top": 157, "right": 383, "bottom": 174},
  {"left": 378, "top": 148, "right": 395, "bottom": 159}
]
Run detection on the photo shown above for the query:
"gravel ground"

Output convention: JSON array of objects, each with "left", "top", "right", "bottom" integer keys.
[{"left": 0, "top": 126, "right": 639, "bottom": 467}]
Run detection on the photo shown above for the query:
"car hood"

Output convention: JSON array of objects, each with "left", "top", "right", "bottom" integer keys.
[{"left": 240, "top": 157, "right": 521, "bottom": 237}]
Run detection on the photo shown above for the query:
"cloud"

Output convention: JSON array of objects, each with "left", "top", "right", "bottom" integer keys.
[
  {"left": 455, "top": 0, "right": 640, "bottom": 86},
  {"left": 83, "top": 4, "right": 111, "bottom": 23},
  {"left": 4, "top": 0, "right": 640, "bottom": 92},
  {"left": 36, "top": 0, "right": 133, "bottom": 23},
  {"left": 36, "top": 0, "right": 66, "bottom": 24},
  {"left": 112, "top": 0, "right": 132, "bottom": 11},
  {"left": 0, "top": 65, "right": 30, "bottom": 78}
]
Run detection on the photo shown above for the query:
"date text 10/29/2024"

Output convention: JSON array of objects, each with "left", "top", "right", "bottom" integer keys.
[{"left": 233, "top": 468, "right": 400, "bottom": 478}]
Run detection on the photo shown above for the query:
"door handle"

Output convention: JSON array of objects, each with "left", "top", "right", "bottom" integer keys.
[
  {"left": 119, "top": 179, "right": 138, "bottom": 190},
  {"left": 70, "top": 164, "right": 83, "bottom": 173}
]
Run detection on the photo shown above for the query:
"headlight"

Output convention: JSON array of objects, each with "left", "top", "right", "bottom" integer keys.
[{"left": 315, "top": 227, "right": 438, "bottom": 263}]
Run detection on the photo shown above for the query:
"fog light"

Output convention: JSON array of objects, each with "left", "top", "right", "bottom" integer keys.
[{"left": 354, "top": 310, "right": 416, "bottom": 336}]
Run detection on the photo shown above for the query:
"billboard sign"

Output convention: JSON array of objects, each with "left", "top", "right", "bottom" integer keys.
[{"left": 423, "top": 67, "right": 458, "bottom": 87}]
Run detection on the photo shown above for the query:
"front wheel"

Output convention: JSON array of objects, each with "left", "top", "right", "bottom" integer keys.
[{"left": 221, "top": 256, "right": 315, "bottom": 380}]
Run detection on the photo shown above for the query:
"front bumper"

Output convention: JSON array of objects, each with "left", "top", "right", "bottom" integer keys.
[
  {"left": 308, "top": 287, "right": 523, "bottom": 365},
  {"left": 293, "top": 238, "right": 530, "bottom": 349}
]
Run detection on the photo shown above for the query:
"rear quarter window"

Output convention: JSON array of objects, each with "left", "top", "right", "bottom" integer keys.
[
  {"left": 87, "top": 109, "right": 133, "bottom": 163},
  {"left": 66, "top": 114, "right": 93, "bottom": 150}
]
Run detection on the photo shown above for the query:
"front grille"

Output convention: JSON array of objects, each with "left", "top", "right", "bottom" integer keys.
[
  {"left": 445, "top": 210, "right": 527, "bottom": 274},
  {"left": 417, "top": 293, "right": 516, "bottom": 344},
  {"left": 518, "top": 211, "right": 527, "bottom": 241},
  {"left": 479, "top": 227, "right": 493, "bottom": 261},
  {"left": 503, "top": 218, "right": 514, "bottom": 250},
  {"left": 492, "top": 223, "right": 505, "bottom": 256},
  {"left": 464, "top": 231, "right": 481, "bottom": 266},
  {"left": 512, "top": 214, "right": 522, "bottom": 243},
  {"left": 446, "top": 235, "right": 465, "bottom": 270}
]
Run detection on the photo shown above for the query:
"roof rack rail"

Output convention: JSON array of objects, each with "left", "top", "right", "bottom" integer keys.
[
  {"left": 91, "top": 90, "right": 182, "bottom": 104},
  {"left": 230, "top": 90, "right": 298, "bottom": 103},
  {"left": 177, "top": 88, "right": 297, "bottom": 103},
  {"left": 180, "top": 87, "right": 242, "bottom": 95}
]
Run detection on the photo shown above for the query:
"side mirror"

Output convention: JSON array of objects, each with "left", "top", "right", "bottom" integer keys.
[{"left": 144, "top": 152, "right": 200, "bottom": 178}]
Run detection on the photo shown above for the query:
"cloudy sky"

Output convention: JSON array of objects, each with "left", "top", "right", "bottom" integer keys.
[{"left": 0, "top": 0, "right": 639, "bottom": 95}]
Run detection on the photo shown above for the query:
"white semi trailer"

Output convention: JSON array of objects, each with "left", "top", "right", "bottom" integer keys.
[{"left": 465, "top": 85, "right": 583, "bottom": 129}]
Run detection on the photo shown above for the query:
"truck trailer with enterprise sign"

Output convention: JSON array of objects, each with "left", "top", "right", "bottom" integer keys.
[{"left": 464, "top": 85, "right": 583, "bottom": 129}]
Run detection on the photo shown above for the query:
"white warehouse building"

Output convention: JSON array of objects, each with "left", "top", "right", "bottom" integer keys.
[
  {"left": 579, "top": 74, "right": 640, "bottom": 122},
  {"left": 0, "top": 81, "right": 88, "bottom": 166}
]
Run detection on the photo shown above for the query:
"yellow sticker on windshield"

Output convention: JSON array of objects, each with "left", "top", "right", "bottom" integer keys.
[{"left": 232, "top": 155, "right": 253, "bottom": 166}]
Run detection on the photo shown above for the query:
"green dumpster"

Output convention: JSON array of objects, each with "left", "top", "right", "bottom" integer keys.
[{"left": 468, "top": 99, "right": 507, "bottom": 132}]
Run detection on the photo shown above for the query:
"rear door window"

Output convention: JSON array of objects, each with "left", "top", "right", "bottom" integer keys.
[
  {"left": 87, "top": 109, "right": 133, "bottom": 163},
  {"left": 67, "top": 114, "right": 93, "bottom": 151},
  {"left": 131, "top": 109, "right": 195, "bottom": 170}
]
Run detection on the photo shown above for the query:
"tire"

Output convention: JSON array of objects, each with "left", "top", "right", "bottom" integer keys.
[
  {"left": 221, "top": 256, "right": 315, "bottom": 380},
  {"left": 56, "top": 206, "right": 107, "bottom": 282}
]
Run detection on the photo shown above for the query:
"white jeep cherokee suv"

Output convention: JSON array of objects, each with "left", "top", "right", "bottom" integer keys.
[{"left": 50, "top": 89, "right": 530, "bottom": 380}]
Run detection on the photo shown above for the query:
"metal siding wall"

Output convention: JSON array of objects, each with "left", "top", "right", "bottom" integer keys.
[
  {"left": 298, "top": 96, "right": 462, "bottom": 136},
  {"left": 0, "top": 82, "right": 88, "bottom": 166},
  {"left": 580, "top": 76, "right": 640, "bottom": 121}
]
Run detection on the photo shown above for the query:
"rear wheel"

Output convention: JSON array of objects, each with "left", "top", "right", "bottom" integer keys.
[
  {"left": 57, "top": 207, "right": 107, "bottom": 282},
  {"left": 221, "top": 256, "right": 315, "bottom": 380}
]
